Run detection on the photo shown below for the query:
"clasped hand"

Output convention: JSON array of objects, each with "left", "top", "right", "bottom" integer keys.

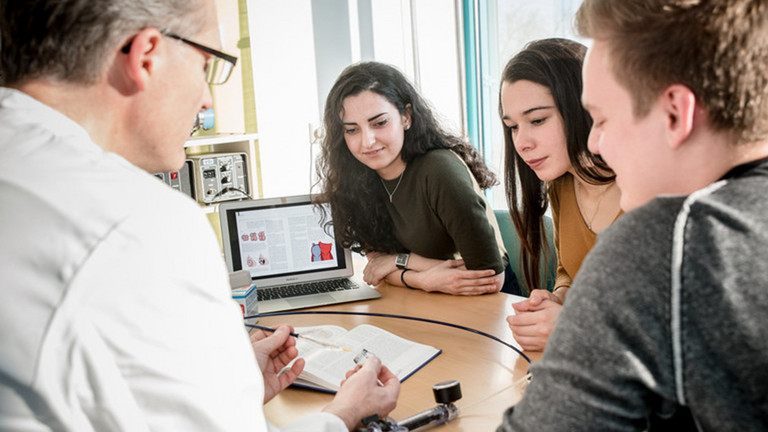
[
  {"left": 507, "top": 289, "right": 563, "bottom": 351},
  {"left": 417, "top": 259, "right": 502, "bottom": 295}
]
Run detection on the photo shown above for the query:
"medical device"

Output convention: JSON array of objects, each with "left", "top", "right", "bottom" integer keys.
[
  {"left": 188, "top": 152, "right": 250, "bottom": 204},
  {"left": 153, "top": 160, "right": 195, "bottom": 199},
  {"left": 359, "top": 380, "right": 462, "bottom": 431}
]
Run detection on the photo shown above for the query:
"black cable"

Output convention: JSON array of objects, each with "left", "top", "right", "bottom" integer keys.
[
  {"left": 211, "top": 186, "right": 249, "bottom": 200},
  {"left": 246, "top": 310, "right": 531, "bottom": 363}
]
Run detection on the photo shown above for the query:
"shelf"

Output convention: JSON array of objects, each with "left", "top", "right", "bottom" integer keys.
[{"left": 185, "top": 132, "right": 258, "bottom": 147}]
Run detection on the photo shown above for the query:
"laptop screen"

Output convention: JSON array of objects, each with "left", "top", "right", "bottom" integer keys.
[{"left": 219, "top": 196, "right": 353, "bottom": 287}]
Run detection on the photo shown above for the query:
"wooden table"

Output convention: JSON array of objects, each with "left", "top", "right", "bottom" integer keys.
[{"left": 260, "top": 282, "right": 540, "bottom": 430}]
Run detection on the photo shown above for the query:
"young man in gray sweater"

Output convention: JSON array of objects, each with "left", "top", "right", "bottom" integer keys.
[{"left": 499, "top": 0, "right": 768, "bottom": 430}]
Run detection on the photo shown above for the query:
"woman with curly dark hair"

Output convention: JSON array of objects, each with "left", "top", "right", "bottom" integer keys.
[{"left": 315, "top": 61, "right": 519, "bottom": 295}]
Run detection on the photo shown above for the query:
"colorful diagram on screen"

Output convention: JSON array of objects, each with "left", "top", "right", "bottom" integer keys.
[
  {"left": 241, "top": 231, "right": 266, "bottom": 242},
  {"left": 311, "top": 242, "right": 334, "bottom": 262}
]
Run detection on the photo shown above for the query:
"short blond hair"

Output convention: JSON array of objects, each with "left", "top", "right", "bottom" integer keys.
[{"left": 577, "top": 0, "right": 768, "bottom": 144}]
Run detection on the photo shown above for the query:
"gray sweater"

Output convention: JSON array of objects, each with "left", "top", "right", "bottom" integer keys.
[{"left": 499, "top": 158, "right": 768, "bottom": 431}]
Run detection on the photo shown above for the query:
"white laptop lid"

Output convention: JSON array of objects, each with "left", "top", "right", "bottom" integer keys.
[{"left": 219, "top": 195, "right": 355, "bottom": 288}]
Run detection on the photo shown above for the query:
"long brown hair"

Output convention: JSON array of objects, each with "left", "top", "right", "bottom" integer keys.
[{"left": 499, "top": 38, "right": 614, "bottom": 293}]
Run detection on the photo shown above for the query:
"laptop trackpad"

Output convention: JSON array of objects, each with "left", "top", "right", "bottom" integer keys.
[{"left": 287, "top": 294, "right": 335, "bottom": 307}]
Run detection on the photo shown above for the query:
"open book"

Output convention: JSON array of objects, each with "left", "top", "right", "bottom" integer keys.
[{"left": 289, "top": 324, "right": 441, "bottom": 393}]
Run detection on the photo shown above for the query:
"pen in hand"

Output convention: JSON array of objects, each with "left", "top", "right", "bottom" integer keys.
[{"left": 247, "top": 324, "right": 352, "bottom": 352}]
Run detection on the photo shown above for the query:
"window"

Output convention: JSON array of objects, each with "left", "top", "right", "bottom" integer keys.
[{"left": 465, "top": 0, "right": 586, "bottom": 209}]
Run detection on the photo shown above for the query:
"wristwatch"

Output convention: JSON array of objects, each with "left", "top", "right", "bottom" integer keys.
[{"left": 395, "top": 253, "right": 410, "bottom": 269}]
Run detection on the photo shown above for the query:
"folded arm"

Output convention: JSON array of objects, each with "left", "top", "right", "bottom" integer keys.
[{"left": 363, "top": 252, "right": 502, "bottom": 295}]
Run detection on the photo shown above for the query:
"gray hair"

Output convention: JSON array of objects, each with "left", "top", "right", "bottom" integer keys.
[{"left": 0, "top": 0, "right": 208, "bottom": 86}]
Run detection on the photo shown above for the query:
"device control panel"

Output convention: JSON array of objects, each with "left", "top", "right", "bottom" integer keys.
[
  {"left": 188, "top": 152, "right": 250, "bottom": 204},
  {"left": 153, "top": 160, "right": 195, "bottom": 199}
]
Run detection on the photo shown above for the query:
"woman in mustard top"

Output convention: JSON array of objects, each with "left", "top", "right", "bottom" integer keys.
[{"left": 499, "top": 38, "right": 622, "bottom": 350}]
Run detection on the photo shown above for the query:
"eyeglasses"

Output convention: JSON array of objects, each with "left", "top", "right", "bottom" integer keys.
[
  {"left": 161, "top": 30, "right": 238, "bottom": 85},
  {"left": 121, "top": 29, "right": 238, "bottom": 85}
]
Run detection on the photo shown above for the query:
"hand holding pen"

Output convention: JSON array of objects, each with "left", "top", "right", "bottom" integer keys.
[
  {"left": 248, "top": 325, "right": 305, "bottom": 403},
  {"left": 248, "top": 324, "right": 399, "bottom": 430},
  {"left": 248, "top": 324, "right": 352, "bottom": 351}
]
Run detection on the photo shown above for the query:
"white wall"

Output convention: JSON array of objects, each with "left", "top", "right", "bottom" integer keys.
[
  {"left": 410, "top": 0, "right": 462, "bottom": 135},
  {"left": 246, "top": 0, "right": 320, "bottom": 198},
  {"left": 211, "top": 0, "right": 245, "bottom": 134}
]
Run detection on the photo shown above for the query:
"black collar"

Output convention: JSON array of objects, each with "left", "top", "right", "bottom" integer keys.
[{"left": 719, "top": 156, "right": 768, "bottom": 180}]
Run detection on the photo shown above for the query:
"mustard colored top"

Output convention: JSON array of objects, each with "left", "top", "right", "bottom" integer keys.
[{"left": 549, "top": 174, "right": 621, "bottom": 289}]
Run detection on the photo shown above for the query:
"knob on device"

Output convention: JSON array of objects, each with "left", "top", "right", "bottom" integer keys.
[
  {"left": 432, "top": 380, "right": 461, "bottom": 405},
  {"left": 394, "top": 380, "right": 461, "bottom": 430}
]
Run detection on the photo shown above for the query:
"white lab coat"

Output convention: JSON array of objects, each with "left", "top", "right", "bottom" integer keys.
[{"left": 0, "top": 88, "right": 346, "bottom": 432}]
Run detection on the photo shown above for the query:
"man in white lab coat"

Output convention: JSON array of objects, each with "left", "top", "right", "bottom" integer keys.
[{"left": 0, "top": 0, "right": 399, "bottom": 430}]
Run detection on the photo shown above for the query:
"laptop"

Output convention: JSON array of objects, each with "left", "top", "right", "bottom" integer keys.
[{"left": 218, "top": 195, "right": 381, "bottom": 313}]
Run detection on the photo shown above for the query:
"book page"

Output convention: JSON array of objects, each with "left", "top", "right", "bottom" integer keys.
[
  {"left": 292, "top": 325, "right": 348, "bottom": 358},
  {"left": 292, "top": 324, "right": 440, "bottom": 391}
]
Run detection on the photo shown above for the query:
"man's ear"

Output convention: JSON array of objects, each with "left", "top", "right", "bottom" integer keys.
[
  {"left": 120, "top": 28, "right": 164, "bottom": 92},
  {"left": 661, "top": 84, "right": 697, "bottom": 150}
]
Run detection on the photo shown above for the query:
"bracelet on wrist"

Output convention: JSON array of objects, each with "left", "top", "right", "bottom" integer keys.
[{"left": 400, "top": 268, "right": 415, "bottom": 289}]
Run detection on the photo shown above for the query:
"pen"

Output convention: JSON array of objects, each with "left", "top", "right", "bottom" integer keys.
[{"left": 247, "top": 324, "right": 351, "bottom": 352}]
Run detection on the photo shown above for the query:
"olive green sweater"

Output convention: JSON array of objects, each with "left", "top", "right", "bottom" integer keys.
[{"left": 381, "top": 149, "right": 507, "bottom": 274}]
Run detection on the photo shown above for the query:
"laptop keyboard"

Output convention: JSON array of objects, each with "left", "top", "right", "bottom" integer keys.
[{"left": 259, "top": 279, "right": 359, "bottom": 301}]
